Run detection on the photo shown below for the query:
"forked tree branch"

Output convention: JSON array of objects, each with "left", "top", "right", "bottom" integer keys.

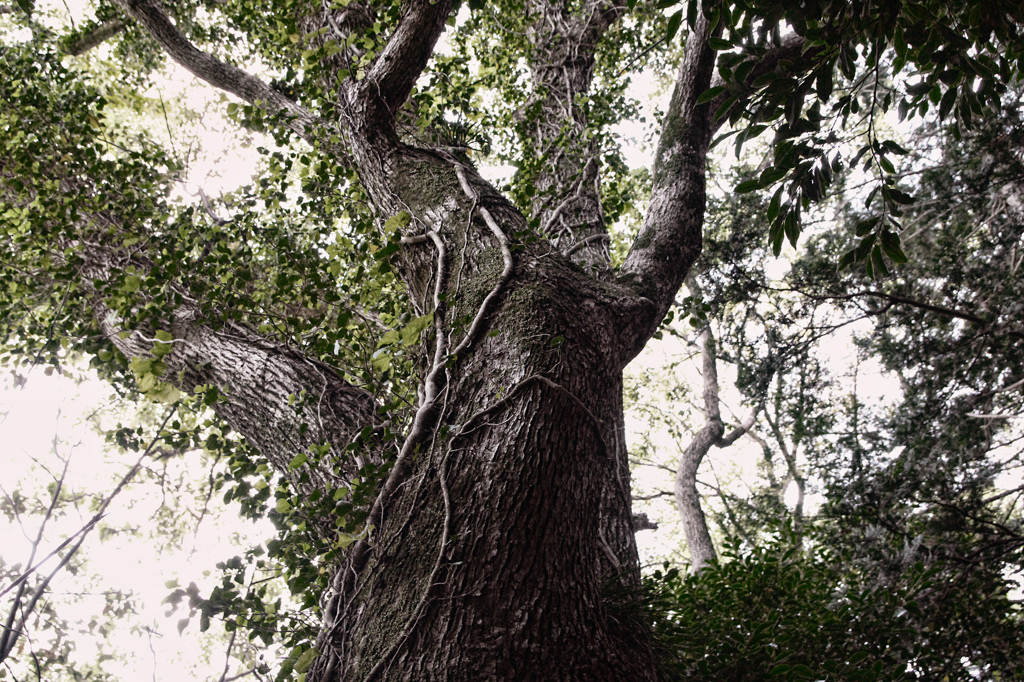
[
  {"left": 674, "top": 327, "right": 722, "bottom": 572},
  {"left": 674, "top": 326, "right": 758, "bottom": 572}
]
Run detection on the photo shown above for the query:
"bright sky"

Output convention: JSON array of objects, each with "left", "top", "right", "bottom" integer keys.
[{"left": 0, "top": 367, "right": 279, "bottom": 680}]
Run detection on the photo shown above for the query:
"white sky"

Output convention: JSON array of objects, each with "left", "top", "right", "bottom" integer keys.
[{"left": 0, "top": 368, "right": 278, "bottom": 680}]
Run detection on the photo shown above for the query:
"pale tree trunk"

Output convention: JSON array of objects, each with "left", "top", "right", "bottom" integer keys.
[
  {"left": 674, "top": 326, "right": 756, "bottom": 572},
  {"left": 8, "top": 0, "right": 811, "bottom": 677}
]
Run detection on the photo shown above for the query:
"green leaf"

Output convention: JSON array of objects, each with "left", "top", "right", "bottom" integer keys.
[
  {"left": 816, "top": 64, "right": 833, "bottom": 102},
  {"left": 150, "top": 383, "right": 181, "bottom": 404},
  {"left": 855, "top": 233, "right": 877, "bottom": 261},
  {"left": 289, "top": 453, "right": 308, "bottom": 469},
  {"left": 881, "top": 140, "right": 910, "bottom": 156},
  {"left": 783, "top": 210, "right": 799, "bottom": 247},
  {"left": 855, "top": 216, "right": 880, "bottom": 237},
  {"left": 276, "top": 498, "right": 292, "bottom": 514},
  {"left": 371, "top": 349, "right": 391, "bottom": 373},
  {"left": 696, "top": 85, "right": 727, "bottom": 104},
  {"left": 713, "top": 96, "right": 736, "bottom": 122},
  {"left": 123, "top": 274, "right": 142, "bottom": 293},
  {"left": 770, "top": 664, "right": 792, "bottom": 676},
  {"left": 384, "top": 210, "right": 411, "bottom": 233},
  {"left": 880, "top": 230, "right": 908, "bottom": 264},
  {"left": 735, "top": 179, "right": 762, "bottom": 193},
  {"left": 294, "top": 648, "right": 318, "bottom": 673},
  {"left": 379, "top": 330, "right": 401, "bottom": 346},
  {"left": 759, "top": 167, "right": 787, "bottom": 186},
  {"left": 399, "top": 312, "right": 434, "bottom": 347},
  {"left": 130, "top": 356, "right": 153, "bottom": 377},
  {"left": 887, "top": 188, "right": 915, "bottom": 205},
  {"left": 870, "top": 246, "right": 890, "bottom": 279},
  {"left": 766, "top": 188, "right": 783, "bottom": 224},
  {"left": 770, "top": 221, "right": 785, "bottom": 257},
  {"left": 665, "top": 10, "right": 683, "bottom": 44},
  {"left": 837, "top": 248, "right": 857, "bottom": 271},
  {"left": 938, "top": 85, "right": 958, "bottom": 120}
]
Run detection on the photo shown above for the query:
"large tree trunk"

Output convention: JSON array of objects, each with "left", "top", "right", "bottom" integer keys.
[{"left": 301, "top": 139, "right": 657, "bottom": 678}]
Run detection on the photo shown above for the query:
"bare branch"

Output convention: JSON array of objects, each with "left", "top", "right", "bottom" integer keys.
[
  {"left": 674, "top": 327, "right": 724, "bottom": 572},
  {"left": 1, "top": 409, "right": 176, "bottom": 663}
]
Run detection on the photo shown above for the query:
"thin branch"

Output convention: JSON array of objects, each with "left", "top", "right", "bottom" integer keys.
[
  {"left": 217, "top": 629, "right": 237, "bottom": 682},
  {"left": 0, "top": 407, "right": 177, "bottom": 662},
  {"left": 634, "top": 491, "right": 673, "bottom": 501}
]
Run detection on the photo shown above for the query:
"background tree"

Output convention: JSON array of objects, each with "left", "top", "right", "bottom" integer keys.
[{"left": 633, "top": 76, "right": 1024, "bottom": 682}]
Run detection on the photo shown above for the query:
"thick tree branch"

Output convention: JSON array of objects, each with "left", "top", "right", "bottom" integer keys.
[
  {"left": 359, "top": 0, "right": 453, "bottom": 118},
  {"left": 113, "top": 0, "right": 320, "bottom": 140},
  {"left": 521, "top": 0, "right": 625, "bottom": 269},
  {"left": 95, "top": 301, "right": 380, "bottom": 495},
  {"left": 620, "top": 29, "right": 814, "bottom": 353},
  {"left": 619, "top": 14, "right": 717, "bottom": 338}
]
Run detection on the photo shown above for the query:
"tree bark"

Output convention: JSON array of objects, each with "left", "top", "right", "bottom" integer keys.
[
  {"left": 100, "top": 1, "right": 660, "bottom": 676},
  {"left": 521, "top": 0, "right": 625, "bottom": 272}
]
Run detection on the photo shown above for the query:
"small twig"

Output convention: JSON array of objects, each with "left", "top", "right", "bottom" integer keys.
[{"left": 217, "top": 628, "right": 238, "bottom": 682}]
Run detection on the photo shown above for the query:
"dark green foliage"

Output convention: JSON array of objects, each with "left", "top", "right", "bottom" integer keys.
[
  {"left": 647, "top": 533, "right": 1024, "bottom": 681},
  {"left": 691, "top": 0, "right": 1024, "bottom": 271},
  {"left": 645, "top": 66, "right": 1024, "bottom": 682}
]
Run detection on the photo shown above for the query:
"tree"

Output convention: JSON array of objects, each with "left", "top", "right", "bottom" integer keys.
[{"left": 2, "top": 0, "right": 1023, "bottom": 679}]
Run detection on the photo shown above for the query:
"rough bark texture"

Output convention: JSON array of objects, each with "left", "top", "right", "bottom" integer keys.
[{"left": 522, "top": 0, "right": 625, "bottom": 272}]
